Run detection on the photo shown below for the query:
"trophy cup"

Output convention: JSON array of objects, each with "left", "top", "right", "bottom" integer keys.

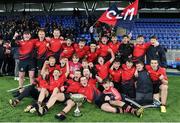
[{"left": 70, "top": 94, "right": 85, "bottom": 117}]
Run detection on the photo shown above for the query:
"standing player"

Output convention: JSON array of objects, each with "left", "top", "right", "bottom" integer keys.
[
  {"left": 118, "top": 35, "right": 134, "bottom": 64},
  {"left": 47, "top": 29, "right": 63, "bottom": 61},
  {"left": 97, "top": 35, "right": 110, "bottom": 59},
  {"left": 86, "top": 42, "right": 99, "bottom": 63},
  {"left": 35, "top": 29, "right": 49, "bottom": 74},
  {"left": 146, "top": 59, "right": 168, "bottom": 113},
  {"left": 74, "top": 39, "right": 89, "bottom": 60},
  {"left": 146, "top": 36, "right": 167, "bottom": 68},
  {"left": 12, "top": 31, "right": 35, "bottom": 92},
  {"left": 133, "top": 35, "right": 151, "bottom": 62},
  {"left": 108, "top": 35, "right": 121, "bottom": 55},
  {"left": 61, "top": 38, "right": 74, "bottom": 59}
]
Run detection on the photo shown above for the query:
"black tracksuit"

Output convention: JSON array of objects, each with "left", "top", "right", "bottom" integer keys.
[
  {"left": 146, "top": 45, "right": 167, "bottom": 68},
  {"left": 118, "top": 43, "right": 134, "bottom": 64},
  {"left": 136, "top": 69, "right": 153, "bottom": 105}
]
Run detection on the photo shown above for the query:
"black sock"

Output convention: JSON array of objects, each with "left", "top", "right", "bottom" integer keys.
[{"left": 116, "top": 108, "right": 120, "bottom": 113}]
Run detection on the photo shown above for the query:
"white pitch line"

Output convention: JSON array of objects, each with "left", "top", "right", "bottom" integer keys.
[{"left": 7, "top": 84, "right": 31, "bottom": 92}]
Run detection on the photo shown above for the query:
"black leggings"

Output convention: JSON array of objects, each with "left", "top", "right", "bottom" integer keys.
[{"left": 17, "top": 85, "right": 40, "bottom": 101}]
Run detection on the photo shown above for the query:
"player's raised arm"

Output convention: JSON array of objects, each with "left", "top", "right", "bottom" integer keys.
[{"left": 108, "top": 48, "right": 115, "bottom": 63}]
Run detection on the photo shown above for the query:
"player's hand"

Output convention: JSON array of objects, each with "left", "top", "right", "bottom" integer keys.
[
  {"left": 60, "top": 86, "right": 65, "bottom": 92},
  {"left": 105, "top": 96, "right": 111, "bottom": 101},
  {"left": 159, "top": 75, "right": 164, "bottom": 80},
  {"left": 88, "top": 62, "right": 94, "bottom": 68},
  {"left": 45, "top": 37, "right": 51, "bottom": 41},
  {"left": 128, "top": 54, "right": 132, "bottom": 58},
  {"left": 45, "top": 60, "right": 50, "bottom": 64},
  {"left": 13, "top": 32, "right": 19, "bottom": 39},
  {"left": 46, "top": 43, "right": 50, "bottom": 47},
  {"left": 108, "top": 48, "right": 112, "bottom": 52},
  {"left": 64, "top": 58, "right": 68, "bottom": 62},
  {"left": 134, "top": 69, "right": 138, "bottom": 77},
  {"left": 154, "top": 41, "right": 159, "bottom": 47},
  {"left": 60, "top": 36, "right": 64, "bottom": 40}
]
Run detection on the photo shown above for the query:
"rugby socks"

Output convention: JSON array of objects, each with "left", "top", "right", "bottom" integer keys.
[{"left": 122, "top": 103, "right": 136, "bottom": 114}]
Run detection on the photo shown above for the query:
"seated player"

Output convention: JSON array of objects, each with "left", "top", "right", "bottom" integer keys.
[
  {"left": 9, "top": 78, "right": 43, "bottom": 107},
  {"left": 95, "top": 48, "right": 115, "bottom": 80},
  {"left": 95, "top": 48, "right": 115, "bottom": 91},
  {"left": 36, "top": 59, "right": 69, "bottom": 107},
  {"left": 41, "top": 56, "right": 59, "bottom": 79},
  {"left": 69, "top": 53, "right": 82, "bottom": 75},
  {"left": 146, "top": 59, "right": 168, "bottom": 113},
  {"left": 109, "top": 59, "right": 122, "bottom": 92},
  {"left": 121, "top": 59, "right": 136, "bottom": 99},
  {"left": 134, "top": 61, "right": 153, "bottom": 105},
  {"left": 35, "top": 70, "right": 82, "bottom": 117},
  {"left": 94, "top": 80, "right": 144, "bottom": 118}
]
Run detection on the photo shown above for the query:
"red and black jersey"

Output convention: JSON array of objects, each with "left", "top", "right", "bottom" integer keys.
[
  {"left": 61, "top": 44, "right": 74, "bottom": 59},
  {"left": 98, "top": 43, "right": 109, "bottom": 57},
  {"left": 16, "top": 39, "right": 36, "bottom": 60},
  {"left": 109, "top": 68, "right": 122, "bottom": 83},
  {"left": 34, "top": 39, "right": 49, "bottom": 59},
  {"left": 145, "top": 65, "right": 168, "bottom": 83},
  {"left": 88, "top": 78, "right": 97, "bottom": 86},
  {"left": 74, "top": 44, "right": 89, "bottom": 59},
  {"left": 133, "top": 42, "right": 151, "bottom": 58},
  {"left": 46, "top": 64, "right": 61, "bottom": 78},
  {"left": 78, "top": 84, "right": 100, "bottom": 102},
  {"left": 56, "top": 65, "right": 66, "bottom": 74},
  {"left": 36, "top": 76, "right": 48, "bottom": 89},
  {"left": 108, "top": 42, "right": 121, "bottom": 54},
  {"left": 48, "top": 38, "right": 63, "bottom": 53},
  {"left": 121, "top": 64, "right": 135, "bottom": 82},
  {"left": 103, "top": 86, "right": 122, "bottom": 100},
  {"left": 66, "top": 79, "right": 81, "bottom": 93},
  {"left": 96, "top": 61, "right": 111, "bottom": 79},
  {"left": 87, "top": 51, "right": 99, "bottom": 62},
  {"left": 48, "top": 74, "right": 66, "bottom": 93}
]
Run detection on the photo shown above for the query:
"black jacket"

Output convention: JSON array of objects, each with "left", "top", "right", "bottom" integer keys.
[
  {"left": 146, "top": 45, "right": 167, "bottom": 68},
  {"left": 118, "top": 43, "right": 134, "bottom": 64},
  {"left": 0, "top": 45, "right": 4, "bottom": 59},
  {"left": 136, "top": 69, "right": 153, "bottom": 94}
]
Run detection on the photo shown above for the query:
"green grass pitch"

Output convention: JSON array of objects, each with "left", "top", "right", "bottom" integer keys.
[{"left": 0, "top": 76, "right": 180, "bottom": 122}]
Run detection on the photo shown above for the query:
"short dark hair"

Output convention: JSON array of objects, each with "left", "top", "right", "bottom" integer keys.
[
  {"left": 136, "top": 60, "right": 144, "bottom": 66},
  {"left": 23, "top": 30, "right": 31, "bottom": 34},
  {"left": 122, "top": 35, "right": 129, "bottom": 38},
  {"left": 137, "top": 35, "right": 144, "bottom": 38},
  {"left": 79, "top": 38, "right": 86, "bottom": 43},
  {"left": 150, "top": 35, "right": 157, "bottom": 40},
  {"left": 126, "top": 58, "right": 133, "bottom": 63}
]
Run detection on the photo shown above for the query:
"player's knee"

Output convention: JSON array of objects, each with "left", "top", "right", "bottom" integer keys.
[
  {"left": 68, "top": 100, "right": 75, "bottom": 107},
  {"left": 161, "top": 84, "right": 168, "bottom": 91}
]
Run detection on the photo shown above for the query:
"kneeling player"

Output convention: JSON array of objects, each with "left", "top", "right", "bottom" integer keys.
[{"left": 146, "top": 59, "right": 168, "bottom": 113}]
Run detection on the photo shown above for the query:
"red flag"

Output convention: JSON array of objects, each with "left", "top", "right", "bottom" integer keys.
[
  {"left": 121, "top": 0, "right": 139, "bottom": 20},
  {"left": 97, "top": 4, "right": 119, "bottom": 26}
]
